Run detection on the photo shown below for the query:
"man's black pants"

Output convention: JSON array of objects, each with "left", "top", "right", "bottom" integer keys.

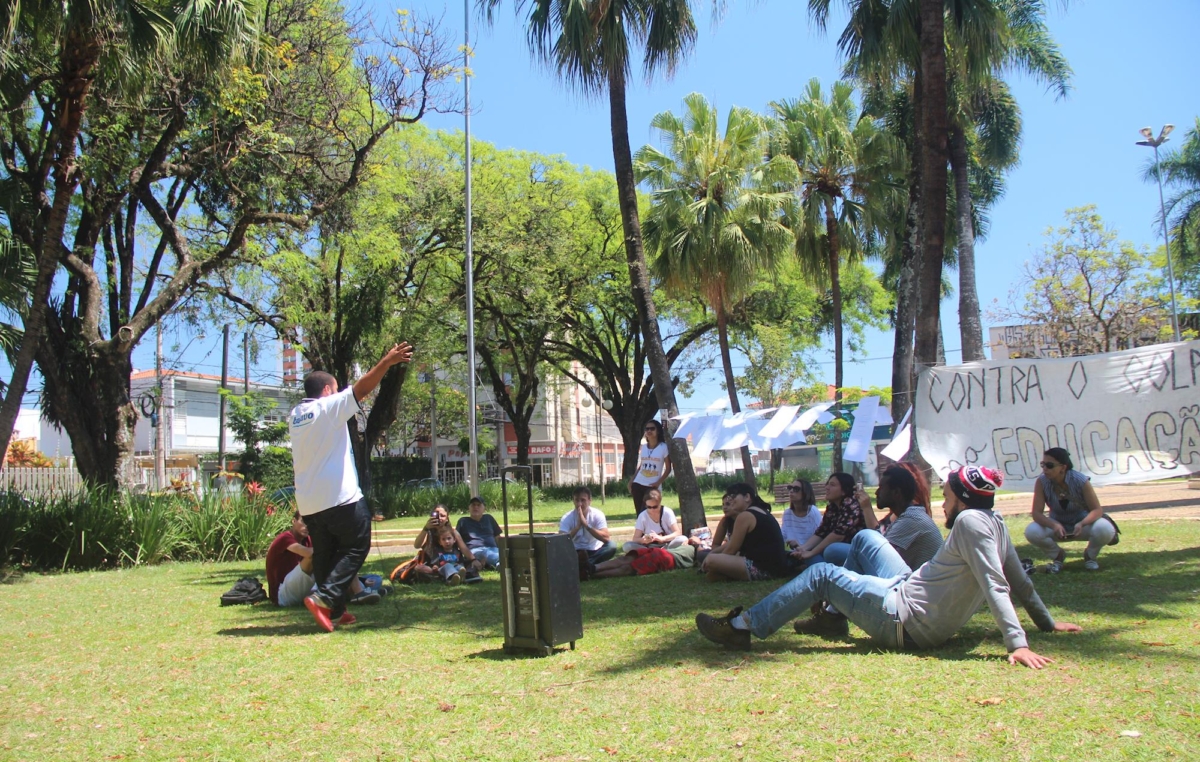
[{"left": 304, "top": 497, "right": 371, "bottom": 617}]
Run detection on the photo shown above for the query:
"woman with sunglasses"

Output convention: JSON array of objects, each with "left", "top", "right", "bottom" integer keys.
[
  {"left": 1025, "top": 448, "right": 1116, "bottom": 572},
  {"left": 623, "top": 488, "right": 682, "bottom": 552},
  {"left": 629, "top": 419, "right": 672, "bottom": 516},
  {"left": 781, "top": 479, "right": 821, "bottom": 551}
]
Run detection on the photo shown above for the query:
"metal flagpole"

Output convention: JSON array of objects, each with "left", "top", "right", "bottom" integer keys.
[{"left": 464, "top": 0, "right": 480, "bottom": 495}]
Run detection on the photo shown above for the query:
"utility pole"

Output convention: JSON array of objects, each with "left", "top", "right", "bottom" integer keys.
[
  {"left": 463, "top": 0, "right": 480, "bottom": 496},
  {"left": 243, "top": 332, "right": 250, "bottom": 394},
  {"left": 154, "top": 323, "right": 166, "bottom": 490},
  {"left": 218, "top": 324, "right": 230, "bottom": 470},
  {"left": 429, "top": 370, "right": 438, "bottom": 481}
]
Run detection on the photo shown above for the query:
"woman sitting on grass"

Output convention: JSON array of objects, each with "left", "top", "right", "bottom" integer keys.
[
  {"left": 411, "top": 504, "right": 482, "bottom": 581},
  {"left": 790, "top": 473, "right": 866, "bottom": 568},
  {"left": 700, "top": 483, "right": 790, "bottom": 582},
  {"left": 622, "top": 488, "right": 683, "bottom": 552}
]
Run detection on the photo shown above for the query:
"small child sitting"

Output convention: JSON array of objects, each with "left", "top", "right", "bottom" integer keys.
[{"left": 418, "top": 525, "right": 480, "bottom": 586}]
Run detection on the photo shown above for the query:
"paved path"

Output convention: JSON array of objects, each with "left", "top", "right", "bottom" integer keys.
[{"left": 992, "top": 478, "right": 1200, "bottom": 521}]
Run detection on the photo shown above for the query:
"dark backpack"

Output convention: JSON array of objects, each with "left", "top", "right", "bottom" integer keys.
[{"left": 220, "top": 577, "right": 267, "bottom": 606}]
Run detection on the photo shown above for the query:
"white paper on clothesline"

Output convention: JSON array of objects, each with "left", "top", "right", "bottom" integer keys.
[
  {"left": 843, "top": 396, "right": 880, "bottom": 463},
  {"left": 880, "top": 422, "right": 911, "bottom": 461},
  {"left": 712, "top": 413, "right": 753, "bottom": 451},
  {"left": 689, "top": 415, "right": 726, "bottom": 460},
  {"left": 705, "top": 396, "right": 730, "bottom": 412},
  {"left": 874, "top": 406, "right": 894, "bottom": 426},
  {"left": 671, "top": 412, "right": 701, "bottom": 440},
  {"left": 757, "top": 405, "right": 800, "bottom": 439}
]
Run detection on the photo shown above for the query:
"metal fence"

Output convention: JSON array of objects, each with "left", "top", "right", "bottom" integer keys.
[{"left": 0, "top": 467, "right": 201, "bottom": 496}]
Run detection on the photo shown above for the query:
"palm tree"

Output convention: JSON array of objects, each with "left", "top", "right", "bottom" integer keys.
[
  {"left": 771, "top": 79, "right": 902, "bottom": 472},
  {"left": 945, "top": 0, "right": 1071, "bottom": 360},
  {"left": 636, "top": 93, "right": 795, "bottom": 488},
  {"left": 1148, "top": 117, "right": 1200, "bottom": 287},
  {"left": 483, "top": 0, "right": 709, "bottom": 528},
  {"left": 0, "top": 0, "right": 259, "bottom": 469}
]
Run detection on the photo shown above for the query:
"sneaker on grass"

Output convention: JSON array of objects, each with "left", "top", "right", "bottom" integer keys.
[
  {"left": 337, "top": 612, "right": 357, "bottom": 626},
  {"left": 351, "top": 589, "right": 381, "bottom": 605},
  {"left": 695, "top": 607, "right": 751, "bottom": 651},
  {"left": 304, "top": 594, "right": 334, "bottom": 633}
]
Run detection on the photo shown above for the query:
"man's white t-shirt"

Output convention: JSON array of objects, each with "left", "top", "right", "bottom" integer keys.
[
  {"left": 288, "top": 387, "right": 363, "bottom": 516},
  {"left": 634, "top": 506, "right": 677, "bottom": 537},
  {"left": 632, "top": 442, "right": 669, "bottom": 486},
  {"left": 559, "top": 507, "right": 609, "bottom": 552}
]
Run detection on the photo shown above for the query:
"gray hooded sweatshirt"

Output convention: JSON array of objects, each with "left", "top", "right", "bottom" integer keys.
[{"left": 896, "top": 508, "right": 1056, "bottom": 651}]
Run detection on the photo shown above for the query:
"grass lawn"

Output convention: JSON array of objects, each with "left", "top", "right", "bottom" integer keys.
[{"left": 1, "top": 517, "right": 1197, "bottom": 761}]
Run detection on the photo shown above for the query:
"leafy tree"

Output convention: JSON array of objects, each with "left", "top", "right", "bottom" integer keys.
[
  {"left": 638, "top": 92, "right": 795, "bottom": 488},
  {"left": 485, "top": 0, "right": 708, "bottom": 529},
  {"left": 220, "top": 390, "right": 288, "bottom": 484},
  {"left": 0, "top": 0, "right": 261, "bottom": 472},
  {"left": 1147, "top": 116, "right": 1200, "bottom": 299},
  {"left": 771, "top": 78, "right": 902, "bottom": 472},
  {"left": 0, "top": 0, "right": 457, "bottom": 488},
  {"left": 993, "top": 206, "right": 1179, "bottom": 356}
]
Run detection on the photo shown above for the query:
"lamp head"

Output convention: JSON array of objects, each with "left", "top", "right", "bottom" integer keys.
[
  {"left": 1140, "top": 126, "right": 1154, "bottom": 139},
  {"left": 601, "top": 400, "right": 613, "bottom": 411},
  {"left": 1160, "top": 124, "right": 1174, "bottom": 140}
]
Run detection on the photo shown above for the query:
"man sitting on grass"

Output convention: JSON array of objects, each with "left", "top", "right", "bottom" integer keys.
[
  {"left": 265, "top": 511, "right": 379, "bottom": 608},
  {"left": 560, "top": 486, "right": 619, "bottom": 579},
  {"left": 695, "top": 466, "right": 1082, "bottom": 669}
]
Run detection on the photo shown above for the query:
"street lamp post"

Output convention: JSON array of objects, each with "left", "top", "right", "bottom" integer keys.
[
  {"left": 1137, "top": 124, "right": 1182, "bottom": 343},
  {"left": 598, "top": 397, "right": 613, "bottom": 504}
]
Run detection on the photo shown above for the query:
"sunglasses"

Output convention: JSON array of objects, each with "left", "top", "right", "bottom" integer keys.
[
  {"left": 1040, "top": 462, "right": 1060, "bottom": 470},
  {"left": 644, "top": 427, "right": 657, "bottom": 432},
  {"left": 787, "top": 485, "right": 803, "bottom": 491}
]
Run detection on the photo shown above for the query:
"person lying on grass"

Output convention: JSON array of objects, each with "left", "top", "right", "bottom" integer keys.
[
  {"left": 699, "top": 483, "right": 791, "bottom": 582},
  {"left": 695, "top": 466, "right": 1082, "bottom": 669},
  {"left": 590, "top": 542, "right": 696, "bottom": 578}
]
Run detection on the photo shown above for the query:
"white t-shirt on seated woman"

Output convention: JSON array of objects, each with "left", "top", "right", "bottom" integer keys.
[
  {"left": 633, "top": 443, "right": 669, "bottom": 486},
  {"left": 635, "top": 506, "right": 678, "bottom": 537},
  {"left": 781, "top": 505, "right": 822, "bottom": 546}
]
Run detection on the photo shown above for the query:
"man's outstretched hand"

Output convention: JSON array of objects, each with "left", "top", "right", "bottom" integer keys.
[
  {"left": 1008, "top": 647, "right": 1054, "bottom": 669},
  {"left": 384, "top": 342, "right": 414, "bottom": 366}
]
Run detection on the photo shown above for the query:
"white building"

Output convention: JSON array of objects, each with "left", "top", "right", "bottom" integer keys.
[{"left": 130, "top": 370, "right": 294, "bottom": 456}]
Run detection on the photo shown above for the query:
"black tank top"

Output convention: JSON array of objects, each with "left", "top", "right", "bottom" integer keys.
[{"left": 739, "top": 506, "right": 789, "bottom": 578}]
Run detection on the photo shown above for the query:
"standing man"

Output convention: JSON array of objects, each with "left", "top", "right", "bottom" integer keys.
[{"left": 290, "top": 342, "right": 413, "bottom": 632}]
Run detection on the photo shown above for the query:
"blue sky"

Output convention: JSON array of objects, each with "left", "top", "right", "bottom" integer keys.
[
  {"left": 12, "top": 0, "right": 1200, "bottom": 416},
  {"left": 389, "top": 0, "right": 1199, "bottom": 413}
]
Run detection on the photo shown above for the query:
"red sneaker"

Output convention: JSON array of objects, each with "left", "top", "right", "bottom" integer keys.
[
  {"left": 304, "top": 595, "right": 334, "bottom": 633},
  {"left": 337, "top": 612, "right": 357, "bottom": 626}
]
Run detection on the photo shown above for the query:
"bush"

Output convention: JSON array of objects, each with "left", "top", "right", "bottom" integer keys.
[
  {"left": 257, "top": 447, "right": 295, "bottom": 492},
  {"left": 0, "top": 488, "right": 288, "bottom": 571},
  {"left": 368, "top": 480, "right": 543, "bottom": 519}
]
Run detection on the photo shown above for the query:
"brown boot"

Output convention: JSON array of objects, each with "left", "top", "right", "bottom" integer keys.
[{"left": 793, "top": 609, "right": 849, "bottom": 639}]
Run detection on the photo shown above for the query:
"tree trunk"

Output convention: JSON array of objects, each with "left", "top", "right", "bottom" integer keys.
[
  {"left": 0, "top": 34, "right": 100, "bottom": 463},
  {"left": 914, "top": 0, "right": 949, "bottom": 369},
  {"left": 826, "top": 204, "right": 844, "bottom": 474},
  {"left": 949, "top": 125, "right": 985, "bottom": 362},
  {"left": 717, "top": 308, "right": 756, "bottom": 489},
  {"left": 607, "top": 67, "right": 704, "bottom": 531},
  {"left": 36, "top": 337, "right": 138, "bottom": 489},
  {"left": 891, "top": 171, "right": 920, "bottom": 425}
]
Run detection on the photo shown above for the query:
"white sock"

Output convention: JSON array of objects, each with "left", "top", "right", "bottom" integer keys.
[
  {"left": 730, "top": 613, "right": 749, "bottom": 630},
  {"left": 824, "top": 603, "right": 837, "bottom": 615}
]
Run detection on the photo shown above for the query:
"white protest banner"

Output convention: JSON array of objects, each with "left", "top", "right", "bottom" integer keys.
[{"left": 915, "top": 339, "right": 1200, "bottom": 488}]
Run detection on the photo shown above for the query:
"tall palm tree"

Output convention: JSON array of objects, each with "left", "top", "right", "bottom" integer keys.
[
  {"left": 484, "top": 0, "right": 709, "bottom": 527},
  {"left": 636, "top": 93, "right": 795, "bottom": 488},
  {"left": 0, "top": 0, "right": 259, "bottom": 469},
  {"left": 945, "top": 0, "right": 1070, "bottom": 360},
  {"left": 771, "top": 79, "right": 902, "bottom": 472}
]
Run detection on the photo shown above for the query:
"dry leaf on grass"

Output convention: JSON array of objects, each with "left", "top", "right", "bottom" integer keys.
[
  {"left": 437, "top": 702, "right": 454, "bottom": 712},
  {"left": 601, "top": 747, "right": 618, "bottom": 755},
  {"left": 975, "top": 698, "right": 1004, "bottom": 707},
  {"left": 1119, "top": 730, "right": 1142, "bottom": 738},
  {"left": 1140, "top": 641, "right": 1172, "bottom": 647}
]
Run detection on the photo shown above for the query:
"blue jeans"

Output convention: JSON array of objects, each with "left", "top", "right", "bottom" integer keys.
[
  {"left": 843, "top": 530, "right": 911, "bottom": 577},
  {"left": 472, "top": 546, "right": 501, "bottom": 569},
  {"left": 821, "top": 542, "right": 851, "bottom": 567},
  {"left": 585, "top": 541, "right": 619, "bottom": 566},
  {"left": 744, "top": 532, "right": 910, "bottom": 647}
]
